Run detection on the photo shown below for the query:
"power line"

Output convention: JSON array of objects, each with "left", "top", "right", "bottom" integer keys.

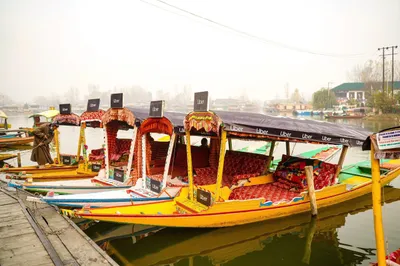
[{"left": 142, "top": 0, "right": 369, "bottom": 58}]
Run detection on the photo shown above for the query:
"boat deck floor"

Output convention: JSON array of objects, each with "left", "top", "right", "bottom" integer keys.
[{"left": 0, "top": 182, "right": 118, "bottom": 266}]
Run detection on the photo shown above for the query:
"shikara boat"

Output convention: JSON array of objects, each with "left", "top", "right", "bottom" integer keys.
[
  {"left": 28, "top": 108, "right": 60, "bottom": 128},
  {"left": 0, "top": 110, "right": 34, "bottom": 148},
  {"left": 0, "top": 110, "right": 11, "bottom": 129},
  {"left": 8, "top": 95, "right": 148, "bottom": 194},
  {"left": 36, "top": 101, "right": 190, "bottom": 207},
  {"left": 325, "top": 114, "right": 365, "bottom": 119},
  {"left": 70, "top": 91, "right": 398, "bottom": 228},
  {"left": 0, "top": 133, "right": 34, "bottom": 148},
  {"left": 0, "top": 105, "right": 83, "bottom": 177},
  {"left": 101, "top": 186, "right": 400, "bottom": 266}
]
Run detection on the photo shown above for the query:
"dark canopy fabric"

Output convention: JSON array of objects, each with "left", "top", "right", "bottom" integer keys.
[
  {"left": 213, "top": 111, "right": 371, "bottom": 147},
  {"left": 125, "top": 107, "right": 150, "bottom": 127},
  {"left": 127, "top": 107, "right": 185, "bottom": 131}
]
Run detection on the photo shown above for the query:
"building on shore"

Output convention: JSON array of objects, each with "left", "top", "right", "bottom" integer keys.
[{"left": 331, "top": 81, "right": 400, "bottom": 105}]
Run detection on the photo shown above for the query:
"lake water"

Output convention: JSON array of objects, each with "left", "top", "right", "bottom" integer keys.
[{"left": 2, "top": 114, "right": 400, "bottom": 266}]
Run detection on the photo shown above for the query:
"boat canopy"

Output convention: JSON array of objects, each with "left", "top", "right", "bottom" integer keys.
[
  {"left": 29, "top": 109, "right": 59, "bottom": 119},
  {"left": 102, "top": 107, "right": 148, "bottom": 128},
  {"left": 184, "top": 110, "right": 371, "bottom": 147},
  {"left": 80, "top": 109, "right": 105, "bottom": 128},
  {"left": 53, "top": 113, "right": 81, "bottom": 126},
  {"left": 139, "top": 111, "right": 185, "bottom": 136},
  {"left": 0, "top": 110, "right": 7, "bottom": 119}
]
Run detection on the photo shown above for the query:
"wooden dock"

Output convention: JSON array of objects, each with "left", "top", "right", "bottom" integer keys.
[{"left": 0, "top": 183, "right": 118, "bottom": 266}]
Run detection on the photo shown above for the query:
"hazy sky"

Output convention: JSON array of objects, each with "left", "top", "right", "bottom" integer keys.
[{"left": 0, "top": 0, "right": 399, "bottom": 102}]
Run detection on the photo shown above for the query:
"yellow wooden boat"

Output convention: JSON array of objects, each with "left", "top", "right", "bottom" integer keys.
[
  {"left": 1, "top": 101, "right": 107, "bottom": 181},
  {"left": 0, "top": 109, "right": 33, "bottom": 147},
  {"left": 0, "top": 110, "right": 11, "bottom": 129},
  {"left": 0, "top": 135, "right": 34, "bottom": 148},
  {"left": 104, "top": 186, "right": 400, "bottom": 266},
  {"left": 0, "top": 154, "right": 17, "bottom": 161},
  {"left": 72, "top": 91, "right": 395, "bottom": 228}
]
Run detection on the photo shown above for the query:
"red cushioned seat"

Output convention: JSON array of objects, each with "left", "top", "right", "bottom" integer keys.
[{"left": 228, "top": 183, "right": 300, "bottom": 202}]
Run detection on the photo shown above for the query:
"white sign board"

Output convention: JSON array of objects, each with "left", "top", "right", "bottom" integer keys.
[{"left": 377, "top": 130, "right": 400, "bottom": 150}]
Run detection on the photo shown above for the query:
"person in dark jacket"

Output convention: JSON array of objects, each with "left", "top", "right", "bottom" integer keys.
[{"left": 31, "top": 122, "right": 59, "bottom": 168}]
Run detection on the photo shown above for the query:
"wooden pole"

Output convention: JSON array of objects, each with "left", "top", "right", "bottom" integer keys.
[
  {"left": 286, "top": 141, "right": 290, "bottom": 155},
  {"left": 126, "top": 127, "right": 137, "bottom": 182},
  {"left": 103, "top": 125, "right": 110, "bottom": 179},
  {"left": 302, "top": 216, "right": 317, "bottom": 264},
  {"left": 141, "top": 134, "right": 147, "bottom": 189},
  {"left": 334, "top": 146, "right": 348, "bottom": 181},
  {"left": 54, "top": 128, "right": 61, "bottom": 165},
  {"left": 17, "top": 153, "right": 21, "bottom": 167},
  {"left": 185, "top": 130, "right": 194, "bottom": 200},
  {"left": 371, "top": 144, "right": 386, "bottom": 265},
  {"left": 162, "top": 133, "right": 176, "bottom": 189},
  {"left": 215, "top": 130, "right": 227, "bottom": 200},
  {"left": 305, "top": 165, "right": 317, "bottom": 216},
  {"left": 263, "top": 141, "right": 275, "bottom": 174},
  {"left": 76, "top": 122, "right": 84, "bottom": 162}
]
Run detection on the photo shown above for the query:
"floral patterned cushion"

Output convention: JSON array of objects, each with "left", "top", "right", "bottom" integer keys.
[
  {"left": 228, "top": 183, "right": 300, "bottom": 202},
  {"left": 273, "top": 155, "right": 337, "bottom": 190}
]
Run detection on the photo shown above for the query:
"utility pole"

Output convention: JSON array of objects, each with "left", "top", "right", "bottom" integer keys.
[
  {"left": 378, "top": 47, "right": 389, "bottom": 95},
  {"left": 390, "top": 46, "right": 398, "bottom": 98}
]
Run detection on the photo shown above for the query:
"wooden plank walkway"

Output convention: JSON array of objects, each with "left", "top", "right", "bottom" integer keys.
[
  {"left": 0, "top": 190, "right": 54, "bottom": 266},
  {"left": 0, "top": 183, "right": 119, "bottom": 266}
]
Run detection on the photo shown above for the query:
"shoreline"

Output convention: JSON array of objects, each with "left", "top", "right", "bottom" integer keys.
[{"left": 363, "top": 114, "right": 400, "bottom": 121}]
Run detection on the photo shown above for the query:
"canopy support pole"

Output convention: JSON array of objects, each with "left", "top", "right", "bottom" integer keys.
[
  {"left": 54, "top": 128, "right": 60, "bottom": 165},
  {"left": 103, "top": 125, "right": 110, "bottom": 179},
  {"left": 286, "top": 141, "right": 290, "bottom": 155},
  {"left": 215, "top": 130, "right": 227, "bottom": 200},
  {"left": 76, "top": 123, "right": 84, "bottom": 163},
  {"left": 126, "top": 127, "right": 137, "bottom": 183},
  {"left": 185, "top": 130, "right": 194, "bottom": 200},
  {"left": 263, "top": 141, "right": 275, "bottom": 174},
  {"left": 334, "top": 146, "right": 348, "bottom": 182},
  {"left": 228, "top": 138, "right": 232, "bottom": 151},
  {"left": 371, "top": 144, "right": 386, "bottom": 265},
  {"left": 141, "top": 133, "right": 147, "bottom": 190},
  {"left": 82, "top": 124, "right": 88, "bottom": 171},
  {"left": 162, "top": 133, "right": 176, "bottom": 190}
]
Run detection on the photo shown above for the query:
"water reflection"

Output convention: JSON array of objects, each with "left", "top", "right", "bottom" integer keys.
[{"left": 81, "top": 187, "right": 400, "bottom": 266}]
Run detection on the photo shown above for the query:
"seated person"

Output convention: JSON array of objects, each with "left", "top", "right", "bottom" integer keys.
[{"left": 201, "top": 138, "right": 208, "bottom": 148}]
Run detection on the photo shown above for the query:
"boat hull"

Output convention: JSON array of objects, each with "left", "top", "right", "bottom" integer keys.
[
  {"left": 1, "top": 175, "right": 128, "bottom": 195},
  {"left": 40, "top": 180, "right": 183, "bottom": 208},
  {"left": 0, "top": 136, "right": 33, "bottom": 147},
  {"left": 0, "top": 165, "right": 78, "bottom": 174},
  {"left": 76, "top": 166, "right": 400, "bottom": 228}
]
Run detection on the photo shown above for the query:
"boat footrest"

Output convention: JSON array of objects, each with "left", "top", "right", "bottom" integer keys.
[{"left": 176, "top": 198, "right": 208, "bottom": 213}]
